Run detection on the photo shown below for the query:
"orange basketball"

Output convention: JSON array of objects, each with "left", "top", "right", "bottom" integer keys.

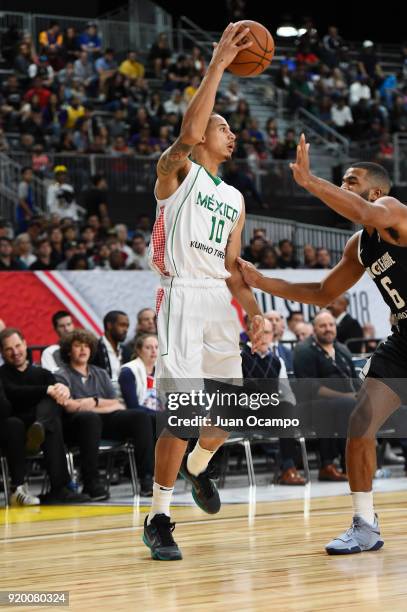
[{"left": 228, "top": 20, "right": 275, "bottom": 77}]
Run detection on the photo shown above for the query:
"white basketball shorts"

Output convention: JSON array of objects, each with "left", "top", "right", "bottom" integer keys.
[{"left": 155, "top": 277, "right": 242, "bottom": 381}]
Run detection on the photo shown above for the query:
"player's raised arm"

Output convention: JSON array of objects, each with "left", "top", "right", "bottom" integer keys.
[
  {"left": 156, "top": 23, "right": 252, "bottom": 196},
  {"left": 290, "top": 134, "right": 407, "bottom": 241},
  {"left": 237, "top": 232, "right": 365, "bottom": 307}
]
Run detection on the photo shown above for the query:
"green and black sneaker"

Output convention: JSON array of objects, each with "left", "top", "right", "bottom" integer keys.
[
  {"left": 179, "top": 455, "right": 221, "bottom": 514},
  {"left": 143, "top": 514, "right": 183, "bottom": 561}
]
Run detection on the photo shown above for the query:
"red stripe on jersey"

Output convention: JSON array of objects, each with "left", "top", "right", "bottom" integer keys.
[
  {"left": 156, "top": 288, "right": 164, "bottom": 315},
  {"left": 151, "top": 206, "right": 168, "bottom": 275},
  {"left": 231, "top": 297, "right": 245, "bottom": 327}
]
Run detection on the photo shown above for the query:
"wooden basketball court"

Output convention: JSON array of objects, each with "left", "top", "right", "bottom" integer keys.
[{"left": 2, "top": 490, "right": 407, "bottom": 611}]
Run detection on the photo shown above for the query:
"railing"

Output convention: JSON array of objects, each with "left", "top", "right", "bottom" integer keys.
[
  {"left": 176, "top": 15, "right": 219, "bottom": 56},
  {"left": 0, "top": 170, "right": 18, "bottom": 222},
  {"left": 0, "top": 152, "right": 47, "bottom": 222},
  {"left": 230, "top": 157, "right": 331, "bottom": 200},
  {"left": 394, "top": 133, "right": 407, "bottom": 186},
  {"left": 0, "top": 12, "right": 32, "bottom": 36},
  {"left": 2, "top": 151, "right": 354, "bottom": 259},
  {"left": 5, "top": 148, "right": 340, "bottom": 205},
  {"left": 7, "top": 152, "right": 158, "bottom": 195},
  {"left": 0, "top": 10, "right": 171, "bottom": 55},
  {"left": 295, "top": 107, "right": 350, "bottom": 159},
  {"left": 244, "top": 213, "right": 354, "bottom": 265},
  {"left": 7, "top": 152, "right": 321, "bottom": 202}
]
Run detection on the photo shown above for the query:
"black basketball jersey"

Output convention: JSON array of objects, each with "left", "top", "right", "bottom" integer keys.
[{"left": 359, "top": 229, "right": 407, "bottom": 327}]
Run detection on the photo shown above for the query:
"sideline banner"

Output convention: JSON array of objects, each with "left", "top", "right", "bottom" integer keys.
[{"left": 0, "top": 270, "right": 390, "bottom": 343}]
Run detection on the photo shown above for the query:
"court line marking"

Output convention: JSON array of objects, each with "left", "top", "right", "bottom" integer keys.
[{"left": 2, "top": 504, "right": 405, "bottom": 544}]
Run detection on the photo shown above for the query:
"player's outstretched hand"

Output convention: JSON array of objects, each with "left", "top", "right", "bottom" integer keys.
[
  {"left": 249, "top": 315, "right": 265, "bottom": 353},
  {"left": 289, "top": 133, "right": 312, "bottom": 189},
  {"left": 211, "top": 22, "right": 253, "bottom": 70},
  {"left": 237, "top": 257, "right": 264, "bottom": 289}
]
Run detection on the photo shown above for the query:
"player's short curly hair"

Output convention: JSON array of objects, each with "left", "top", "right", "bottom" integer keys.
[{"left": 59, "top": 329, "right": 98, "bottom": 364}]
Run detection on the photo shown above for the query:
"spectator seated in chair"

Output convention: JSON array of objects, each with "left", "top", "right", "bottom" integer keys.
[
  {"left": 0, "top": 376, "right": 40, "bottom": 506},
  {"left": 93, "top": 310, "right": 130, "bottom": 393},
  {"left": 41, "top": 310, "right": 75, "bottom": 373},
  {"left": 55, "top": 329, "right": 155, "bottom": 497},
  {"left": 119, "top": 333, "right": 161, "bottom": 449},
  {"left": 293, "top": 310, "right": 360, "bottom": 482},
  {"left": 241, "top": 319, "right": 306, "bottom": 485},
  {"left": 122, "top": 308, "right": 157, "bottom": 363},
  {"left": 0, "top": 327, "right": 89, "bottom": 505}
]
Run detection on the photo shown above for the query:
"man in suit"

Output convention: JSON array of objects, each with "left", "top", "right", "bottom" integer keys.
[
  {"left": 242, "top": 319, "right": 305, "bottom": 485},
  {"left": 293, "top": 310, "right": 358, "bottom": 481},
  {"left": 265, "top": 310, "right": 294, "bottom": 372},
  {"left": 327, "top": 295, "right": 364, "bottom": 353}
]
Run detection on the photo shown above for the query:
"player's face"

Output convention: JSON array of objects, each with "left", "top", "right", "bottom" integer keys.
[
  {"left": 341, "top": 168, "right": 374, "bottom": 201},
  {"left": 204, "top": 115, "right": 236, "bottom": 161}
]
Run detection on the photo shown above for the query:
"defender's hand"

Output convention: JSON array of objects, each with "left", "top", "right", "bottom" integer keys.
[
  {"left": 237, "top": 257, "right": 264, "bottom": 289},
  {"left": 290, "top": 133, "right": 312, "bottom": 188},
  {"left": 210, "top": 22, "right": 253, "bottom": 70}
]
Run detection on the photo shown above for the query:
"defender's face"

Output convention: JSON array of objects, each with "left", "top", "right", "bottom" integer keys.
[
  {"left": 341, "top": 168, "right": 373, "bottom": 201},
  {"left": 204, "top": 116, "right": 236, "bottom": 161}
]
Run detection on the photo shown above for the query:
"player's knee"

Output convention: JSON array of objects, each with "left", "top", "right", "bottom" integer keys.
[{"left": 348, "top": 399, "right": 376, "bottom": 438}]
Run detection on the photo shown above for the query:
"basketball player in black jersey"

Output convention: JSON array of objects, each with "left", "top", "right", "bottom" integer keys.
[{"left": 238, "top": 134, "right": 407, "bottom": 554}]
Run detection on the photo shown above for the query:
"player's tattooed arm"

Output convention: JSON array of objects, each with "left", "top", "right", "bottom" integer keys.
[{"left": 157, "top": 139, "right": 194, "bottom": 178}]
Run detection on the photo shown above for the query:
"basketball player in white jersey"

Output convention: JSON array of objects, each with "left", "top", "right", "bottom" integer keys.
[{"left": 143, "top": 23, "right": 264, "bottom": 560}]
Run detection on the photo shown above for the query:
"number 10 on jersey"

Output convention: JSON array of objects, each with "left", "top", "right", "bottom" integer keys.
[{"left": 209, "top": 216, "right": 225, "bottom": 244}]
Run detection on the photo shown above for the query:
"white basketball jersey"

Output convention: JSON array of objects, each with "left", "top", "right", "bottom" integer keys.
[{"left": 148, "top": 161, "right": 243, "bottom": 279}]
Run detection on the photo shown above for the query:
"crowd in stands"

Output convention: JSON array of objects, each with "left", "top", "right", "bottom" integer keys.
[
  {"left": 273, "top": 23, "right": 407, "bottom": 165},
  {"left": 0, "top": 22, "right": 201, "bottom": 160},
  {"left": 1, "top": 19, "right": 405, "bottom": 214},
  {"left": 0, "top": 180, "right": 337, "bottom": 271},
  {"left": 2, "top": 19, "right": 405, "bottom": 165},
  {"left": 0, "top": 307, "right": 161, "bottom": 505},
  {"left": 0, "top": 165, "right": 154, "bottom": 270},
  {"left": 1, "top": 15, "right": 406, "bottom": 508},
  {"left": 0, "top": 18, "right": 405, "bottom": 248},
  {"left": 0, "top": 293, "right": 394, "bottom": 506}
]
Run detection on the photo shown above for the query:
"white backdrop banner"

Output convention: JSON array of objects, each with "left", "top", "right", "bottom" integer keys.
[
  {"left": 60, "top": 270, "right": 391, "bottom": 339},
  {"left": 255, "top": 269, "right": 391, "bottom": 338}
]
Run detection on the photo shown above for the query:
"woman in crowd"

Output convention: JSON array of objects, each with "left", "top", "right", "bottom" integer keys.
[{"left": 119, "top": 333, "right": 161, "bottom": 439}]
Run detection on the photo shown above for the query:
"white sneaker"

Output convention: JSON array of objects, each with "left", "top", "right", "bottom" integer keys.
[
  {"left": 383, "top": 442, "right": 404, "bottom": 464},
  {"left": 11, "top": 484, "right": 40, "bottom": 506}
]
